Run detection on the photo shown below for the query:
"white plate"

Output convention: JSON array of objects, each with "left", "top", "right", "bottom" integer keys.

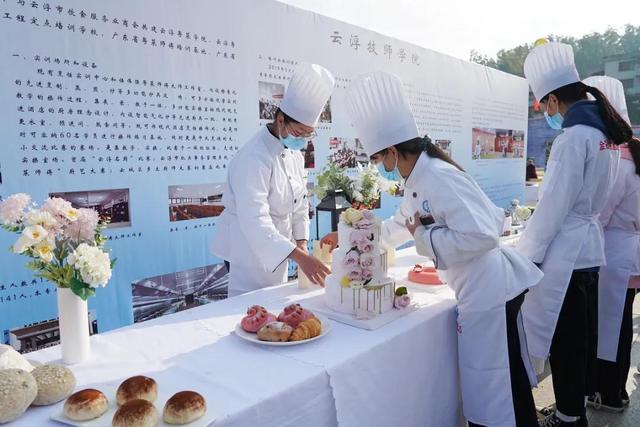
[
  {"left": 234, "top": 314, "right": 331, "bottom": 346},
  {"left": 50, "top": 384, "right": 216, "bottom": 427}
]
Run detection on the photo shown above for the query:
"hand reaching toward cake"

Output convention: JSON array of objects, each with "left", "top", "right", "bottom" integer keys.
[{"left": 291, "top": 249, "right": 331, "bottom": 286}]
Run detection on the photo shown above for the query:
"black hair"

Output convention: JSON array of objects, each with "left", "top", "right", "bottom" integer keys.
[
  {"left": 541, "top": 82, "right": 633, "bottom": 145},
  {"left": 275, "top": 108, "right": 300, "bottom": 124},
  {"left": 376, "top": 135, "right": 465, "bottom": 172},
  {"left": 628, "top": 137, "right": 640, "bottom": 176}
]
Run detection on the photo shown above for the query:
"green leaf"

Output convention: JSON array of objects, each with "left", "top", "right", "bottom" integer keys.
[
  {"left": 395, "top": 286, "right": 408, "bottom": 297},
  {"left": 70, "top": 277, "right": 94, "bottom": 301}
]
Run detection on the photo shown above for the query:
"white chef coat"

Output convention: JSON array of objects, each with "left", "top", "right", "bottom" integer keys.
[
  {"left": 597, "top": 156, "right": 640, "bottom": 360},
  {"left": 212, "top": 126, "right": 309, "bottom": 296},
  {"left": 380, "top": 152, "right": 543, "bottom": 427},
  {"left": 518, "top": 124, "right": 620, "bottom": 359}
]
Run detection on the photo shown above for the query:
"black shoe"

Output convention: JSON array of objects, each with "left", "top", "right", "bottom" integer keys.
[
  {"left": 539, "top": 413, "right": 587, "bottom": 427},
  {"left": 536, "top": 404, "right": 556, "bottom": 420},
  {"left": 620, "top": 389, "right": 630, "bottom": 407},
  {"left": 586, "top": 393, "right": 624, "bottom": 413}
]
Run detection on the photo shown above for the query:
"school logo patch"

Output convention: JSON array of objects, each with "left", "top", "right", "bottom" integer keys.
[{"left": 422, "top": 200, "right": 431, "bottom": 213}]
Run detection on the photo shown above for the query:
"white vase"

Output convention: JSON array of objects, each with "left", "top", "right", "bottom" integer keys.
[{"left": 56, "top": 288, "right": 90, "bottom": 364}]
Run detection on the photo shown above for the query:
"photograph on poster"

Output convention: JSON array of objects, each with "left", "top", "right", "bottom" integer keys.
[
  {"left": 472, "top": 128, "right": 525, "bottom": 160},
  {"left": 258, "top": 81, "right": 285, "bottom": 120},
  {"left": 303, "top": 140, "right": 315, "bottom": 169},
  {"left": 319, "top": 98, "right": 332, "bottom": 123},
  {"left": 131, "top": 263, "right": 228, "bottom": 323},
  {"left": 328, "top": 137, "right": 368, "bottom": 168},
  {"left": 168, "top": 183, "right": 225, "bottom": 222},
  {"left": 435, "top": 139, "right": 453, "bottom": 157},
  {"left": 49, "top": 189, "right": 131, "bottom": 228},
  {"left": 4, "top": 311, "right": 98, "bottom": 354}
]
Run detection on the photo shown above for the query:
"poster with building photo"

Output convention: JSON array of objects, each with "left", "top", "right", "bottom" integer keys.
[
  {"left": 259, "top": 81, "right": 285, "bottom": 120},
  {"left": 328, "top": 137, "right": 368, "bottom": 168},
  {"left": 168, "top": 183, "right": 225, "bottom": 222},
  {"left": 49, "top": 189, "right": 131, "bottom": 228},
  {"left": 472, "top": 128, "right": 525, "bottom": 160},
  {"left": 132, "top": 263, "right": 228, "bottom": 323}
]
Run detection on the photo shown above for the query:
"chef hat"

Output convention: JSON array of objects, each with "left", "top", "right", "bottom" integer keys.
[
  {"left": 524, "top": 41, "right": 580, "bottom": 101},
  {"left": 280, "top": 62, "right": 335, "bottom": 128},
  {"left": 583, "top": 75, "right": 631, "bottom": 125},
  {"left": 345, "top": 71, "right": 419, "bottom": 156}
]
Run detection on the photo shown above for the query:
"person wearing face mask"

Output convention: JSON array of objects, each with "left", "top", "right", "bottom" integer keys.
[
  {"left": 322, "top": 71, "right": 544, "bottom": 427},
  {"left": 518, "top": 41, "right": 633, "bottom": 427},
  {"left": 212, "top": 63, "right": 334, "bottom": 297}
]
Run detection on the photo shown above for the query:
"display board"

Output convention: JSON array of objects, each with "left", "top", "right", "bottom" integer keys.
[{"left": 0, "top": 0, "right": 529, "bottom": 352}]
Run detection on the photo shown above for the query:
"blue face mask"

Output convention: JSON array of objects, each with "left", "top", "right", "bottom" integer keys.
[
  {"left": 544, "top": 111, "right": 564, "bottom": 130},
  {"left": 281, "top": 135, "right": 307, "bottom": 150},
  {"left": 377, "top": 153, "right": 403, "bottom": 182}
]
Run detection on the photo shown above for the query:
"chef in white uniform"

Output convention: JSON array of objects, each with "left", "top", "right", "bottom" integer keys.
[
  {"left": 518, "top": 41, "right": 633, "bottom": 427},
  {"left": 212, "top": 63, "right": 334, "bottom": 297},
  {"left": 582, "top": 76, "right": 640, "bottom": 412},
  {"left": 326, "top": 71, "right": 544, "bottom": 427}
]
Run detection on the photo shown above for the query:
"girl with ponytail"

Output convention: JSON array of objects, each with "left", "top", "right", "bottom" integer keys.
[{"left": 519, "top": 42, "right": 625, "bottom": 427}]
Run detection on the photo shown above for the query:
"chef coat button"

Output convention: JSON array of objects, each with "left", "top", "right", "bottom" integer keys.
[
  {"left": 412, "top": 192, "right": 417, "bottom": 198},
  {"left": 294, "top": 199, "right": 298, "bottom": 203},
  {"left": 288, "top": 176, "right": 292, "bottom": 180},
  {"left": 281, "top": 153, "right": 286, "bottom": 158},
  {"left": 303, "top": 195, "right": 307, "bottom": 199}
]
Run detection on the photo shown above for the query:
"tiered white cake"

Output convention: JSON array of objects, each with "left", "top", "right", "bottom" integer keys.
[{"left": 324, "top": 208, "right": 394, "bottom": 315}]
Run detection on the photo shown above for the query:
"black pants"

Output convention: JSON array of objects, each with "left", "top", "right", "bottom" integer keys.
[
  {"left": 585, "top": 275, "right": 599, "bottom": 396},
  {"left": 549, "top": 271, "right": 599, "bottom": 418},
  {"left": 596, "top": 289, "right": 637, "bottom": 404},
  {"left": 468, "top": 292, "right": 538, "bottom": 427}
]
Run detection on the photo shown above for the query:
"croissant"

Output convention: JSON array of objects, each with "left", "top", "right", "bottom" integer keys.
[{"left": 289, "top": 317, "right": 322, "bottom": 341}]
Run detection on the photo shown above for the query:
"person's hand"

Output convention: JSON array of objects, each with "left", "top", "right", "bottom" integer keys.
[
  {"left": 320, "top": 232, "right": 338, "bottom": 251},
  {"left": 405, "top": 211, "right": 422, "bottom": 236},
  {"left": 291, "top": 248, "right": 331, "bottom": 286},
  {"left": 296, "top": 240, "right": 308, "bottom": 254}
]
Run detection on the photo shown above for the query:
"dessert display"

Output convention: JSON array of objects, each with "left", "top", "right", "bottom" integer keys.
[
  {"left": 240, "top": 305, "right": 277, "bottom": 333},
  {"left": 408, "top": 264, "right": 443, "bottom": 285},
  {"left": 112, "top": 398, "right": 159, "bottom": 427},
  {"left": 117, "top": 375, "right": 158, "bottom": 406},
  {"left": 63, "top": 389, "right": 109, "bottom": 421},
  {"left": 239, "top": 304, "right": 324, "bottom": 343},
  {"left": 163, "top": 391, "right": 207, "bottom": 425},
  {"left": 323, "top": 208, "right": 395, "bottom": 315},
  {"left": 0, "top": 369, "right": 37, "bottom": 423},
  {"left": 31, "top": 364, "right": 76, "bottom": 406},
  {"left": 256, "top": 322, "right": 294, "bottom": 342}
]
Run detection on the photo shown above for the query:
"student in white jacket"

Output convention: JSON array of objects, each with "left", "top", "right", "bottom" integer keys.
[
  {"left": 580, "top": 76, "right": 640, "bottom": 412},
  {"left": 519, "top": 41, "right": 634, "bottom": 427},
  {"left": 324, "top": 72, "right": 543, "bottom": 427},
  {"left": 212, "top": 63, "right": 333, "bottom": 297}
]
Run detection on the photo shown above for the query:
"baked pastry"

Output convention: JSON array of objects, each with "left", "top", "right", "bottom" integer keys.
[
  {"left": 289, "top": 317, "right": 322, "bottom": 341},
  {"left": 116, "top": 375, "right": 158, "bottom": 406},
  {"left": 257, "top": 321, "right": 293, "bottom": 342},
  {"left": 277, "top": 304, "right": 315, "bottom": 328},
  {"left": 0, "top": 344, "right": 35, "bottom": 372},
  {"left": 64, "top": 389, "right": 109, "bottom": 421},
  {"left": 408, "top": 264, "right": 443, "bottom": 285},
  {"left": 241, "top": 305, "right": 276, "bottom": 333},
  {"left": 0, "top": 369, "right": 37, "bottom": 423},
  {"left": 112, "top": 399, "right": 159, "bottom": 427},
  {"left": 163, "top": 391, "right": 206, "bottom": 425},
  {"left": 31, "top": 364, "right": 76, "bottom": 405}
]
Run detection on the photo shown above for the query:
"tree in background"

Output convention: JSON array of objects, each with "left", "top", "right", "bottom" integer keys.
[{"left": 471, "top": 25, "right": 640, "bottom": 124}]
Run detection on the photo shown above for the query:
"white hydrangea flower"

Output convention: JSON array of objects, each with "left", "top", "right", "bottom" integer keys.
[{"left": 67, "top": 243, "right": 112, "bottom": 287}]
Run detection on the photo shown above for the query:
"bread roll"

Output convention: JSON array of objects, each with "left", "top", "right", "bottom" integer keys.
[
  {"left": 64, "top": 389, "right": 109, "bottom": 421},
  {"left": 116, "top": 375, "right": 158, "bottom": 406},
  {"left": 163, "top": 391, "right": 206, "bottom": 425},
  {"left": 257, "top": 321, "right": 293, "bottom": 342},
  {"left": 0, "top": 345, "right": 34, "bottom": 372},
  {"left": 0, "top": 369, "right": 37, "bottom": 423},
  {"left": 112, "top": 399, "right": 158, "bottom": 427},
  {"left": 31, "top": 364, "right": 76, "bottom": 405}
]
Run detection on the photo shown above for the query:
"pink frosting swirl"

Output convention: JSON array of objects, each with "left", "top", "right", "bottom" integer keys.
[
  {"left": 342, "top": 250, "right": 360, "bottom": 268},
  {"left": 348, "top": 268, "right": 363, "bottom": 281},
  {"left": 241, "top": 305, "right": 277, "bottom": 333},
  {"left": 277, "top": 304, "right": 315, "bottom": 328},
  {"left": 361, "top": 268, "right": 373, "bottom": 281},
  {"left": 358, "top": 241, "right": 375, "bottom": 253},
  {"left": 394, "top": 294, "right": 411, "bottom": 309},
  {"left": 359, "top": 254, "right": 375, "bottom": 268}
]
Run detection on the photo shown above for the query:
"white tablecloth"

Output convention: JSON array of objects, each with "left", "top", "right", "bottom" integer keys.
[{"left": 13, "top": 248, "right": 463, "bottom": 427}]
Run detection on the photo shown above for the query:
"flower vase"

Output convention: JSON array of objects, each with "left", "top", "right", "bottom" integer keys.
[{"left": 56, "top": 288, "right": 90, "bottom": 364}]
